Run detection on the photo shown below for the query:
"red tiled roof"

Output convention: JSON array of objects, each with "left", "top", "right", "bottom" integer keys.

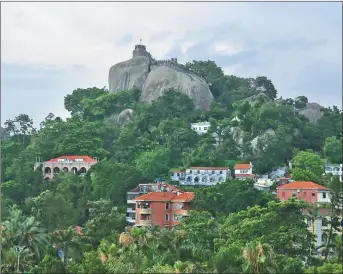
[
  {"left": 234, "top": 163, "right": 252, "bottom": 169},
  {"left": 171, "top": 192, "right": 195, "bottom": 202},
  {"left": 47, "top": 156, "right": 97, "bottom": 163},
  {"left": 277, "top": 181, "right": 328, "bottom": 190},
  {"left": 134, "top": 191, "right": 195, "bottom": 202},
  {"left": 189, "top": 167, "right": 229, "bottom": 170},
  {"left": 134, "top": 192, "right": 176, "bottom": 202}
]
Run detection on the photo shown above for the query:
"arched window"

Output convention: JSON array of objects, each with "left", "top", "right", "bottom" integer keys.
[
  {"left": 53, "top": 167, "right": 60, "bottom": 173},
  {"left": 186, "top": 176, "right": 191, "bottom": 182},
  {"left": 62, "top": 167, "right": 69, "bottom": 172},
  {"left": 71, "top": 167, "right": 78, "bottom": 173},
  {"left": 218, "top": 177, "right": 224, "bottom": 182},
  {"left": 194, "top": 177, "right": 199, "bottom": 183},
  {"left": 202, "top": 176, "right": 208, "bottom": 183},
  {"left": 80, "top": 167, "right": 87, "bottom": 174},
  {"left": 210, "top": 177, "right": 215, "bottom": 183},
  {"left": 44, "top": 167, "right": 51, "bottom": 174}
]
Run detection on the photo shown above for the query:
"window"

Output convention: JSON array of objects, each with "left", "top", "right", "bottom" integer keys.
[
  {"left": 166, "top": 203, "right": 170, "bottom": 210},
  {"left": 165, "top": 214, "right": 169, "bottom": 221},
  {"left": 212, "top": 170, "right": 215, "bottom": 174},
  {"left": 219, "top": 171, "right": 223, "bottom": 174},
  {"left": 173, "top": 203, "right": 178, "bottom": 210},
  {"left": 189, "top": 170, "right": 192, "bottom": 174},
  {"left": 322, "top": 192, "right": 327, "bottom": 198},
  {"left": 312, "top": 193, "right": 315, "bottom": 197},
  {"left": 174, "top": 214, "right": 178, "bottom": 221},
  {"left": 176, "top": 173, "right": 180, "bottom": 176},
  {"left": 197, "top": 170, "right": 200, "bottom": 174}
]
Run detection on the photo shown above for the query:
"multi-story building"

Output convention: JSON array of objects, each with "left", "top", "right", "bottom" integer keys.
[
  {"left": 234, "top": 162, "right": 256, "bottom": 180},
  {"left": 324, "top": 164, "right": 343, "bottom": 182},
  {"left": 170, "top": 169, "right": 186, "bottom": 182},
  {"left": 134, "top": 191, "right": 195, "bottom": 229},
  {"left": 182, "top": 167, "right": 231, "bottom": 186},
  {"left": 34, "top": 155, "right": 98, "bottom": 180},
  {"left": 276, "top": 181, "right": 334, "bottom": 251},
  {"left": 126, "top": 183, "right": 182, "bottom": 226}
]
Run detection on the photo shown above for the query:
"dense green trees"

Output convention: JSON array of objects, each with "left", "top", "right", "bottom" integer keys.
[{"left": 1, "top": 58, "right": 342, "bottom": 273}]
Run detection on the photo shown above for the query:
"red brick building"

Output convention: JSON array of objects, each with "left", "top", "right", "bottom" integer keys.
[
  {"left": 134, "top": 191, "right": 195, "bottom": 229},
  {"left": 276, "top": 181, "right": 330, "bottom": 205}
]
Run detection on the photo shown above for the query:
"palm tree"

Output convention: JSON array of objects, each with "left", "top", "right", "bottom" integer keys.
[
  {"left": 53, "top": 226, "right": 81, "bottom": 267},
  {"left": 3, "top": 207, "right": 50, "bottom": 260},
  {"left": 242, "top": 241, "right": 276, "bottom": 274}
]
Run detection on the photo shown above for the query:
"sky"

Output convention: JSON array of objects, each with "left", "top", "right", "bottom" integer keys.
[{"left": 1, "top": 2, "right": 342, "bottom": 127}]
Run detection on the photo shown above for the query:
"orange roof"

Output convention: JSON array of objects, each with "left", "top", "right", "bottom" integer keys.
[
  {"left": 134, "top": 191, "right": 195, "bottom": 202},
  {"left": 134, "top": 192, "right": 176, "bottom": 202},
  {"left": 171, "top": 192, "right": 195, "bottom": 202},
  {"left": 234, "top": 163, "right": 252, "bottom": 169},
  {"left": 277, "top": 181, "right": 328, "bottom": 190},
  {"left": 189, "top": 167, "right": 229, "bottom": 170},
  {"left": 75, "top": 226, "right": 84, "bottom": 236},
  {"left": 47, "top": 156, "right": 97, "bottom": 163}
]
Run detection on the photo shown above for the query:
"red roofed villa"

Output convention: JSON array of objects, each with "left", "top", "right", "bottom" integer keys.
[
  {"left": 277, "top": 181, "right": 330, "bottom": 205},
  {"left": 234, "top": 162, "right": 256, "bottom": 180},
  {"left": 34, "top": 155, "right": 98, "bottom": 180},
  {"left": 133, "top": 190, "right": 195, "bottom": 229}
]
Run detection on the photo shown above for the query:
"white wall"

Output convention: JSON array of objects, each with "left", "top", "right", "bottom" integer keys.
[{"left": 316, "top": 191, "right": 331, "bottom": 203}]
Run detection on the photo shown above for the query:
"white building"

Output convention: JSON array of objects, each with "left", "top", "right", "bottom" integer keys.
[
  {"left": 190, "top": 122, "right": 211, "bottom": 135},
  {"left": 234, "top": 162, "right": 256, "bottom": 180},
  {"left": 170, "top": 169, "right": 185, "bottom": 182},
  {"left": 181, "top": 167, "right": 231, "bottom": 186},
  {"left": 254, "top": 178, "right": 274, "bottom": 192},
  {"left": 324, "top": 164, "right": 343, "bottom": 182}
]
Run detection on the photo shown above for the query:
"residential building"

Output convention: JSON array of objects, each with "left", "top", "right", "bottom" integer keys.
[
  {"left": 133, "top": 191, "right": 195, "bottom": 229},
  {"left": 276, "top": 181, "right": 334, "bottom": 250},
  {"left": 182, "top": 167, "right": 231, "bottom": 186},
  {"left": 126, "top": 183, "right": 182, "bottom": 226},
  {"left": 254, "top": 178, "right": 274, "bottom": 192},
  {"left": 190, "top": 121, "right": 211, "bottom": 135},
  {"left": 324, "top": 164, "right": 343, "bottom": 182},
  {"left": 34, "top": 155, "right": 98, "bottom": 180},
  {"left": 170, "top": 169, "right": 186, "bottom": 182},
  {"left": 234, "top": 162, "right": 256, "bottom": 180}
]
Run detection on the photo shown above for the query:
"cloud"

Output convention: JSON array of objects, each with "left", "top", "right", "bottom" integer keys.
[{"left": 1, "top": 2, "right": 342, "bottom": 126}]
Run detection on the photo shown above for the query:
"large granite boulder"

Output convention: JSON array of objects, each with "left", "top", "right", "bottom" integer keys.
[
  {"left": 298, "top": 102, "right": 324, "bottom": 124},
  {"left": 108, "top": 45, "right": 214, "bottom": 110},
  {"left": 141, "top": 65, "right": 214, "bottom": 110}
]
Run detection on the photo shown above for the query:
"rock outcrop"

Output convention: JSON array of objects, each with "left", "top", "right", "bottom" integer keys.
[
  {"left": 298, "top": 102, "right": 324, "bottom": 124},
  {"left": 108, "top": 44, "right": 214, "bottom": 110},
  {"left": 117, "top": 108, "right": 134, "bottom": 126}
]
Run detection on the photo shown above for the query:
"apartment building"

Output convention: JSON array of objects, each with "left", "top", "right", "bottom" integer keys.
[
  {"left": 276, "top": 181, "right": 335, "bottom": 251},
  {"left": 126, "top": 182, "right": 182, "bottom": 226},
  {"left": 134, "top": 191, "right": 195, "bottom": 229},
  {"left": 34, "top": 155, "right": 98, "bottom": 180}
]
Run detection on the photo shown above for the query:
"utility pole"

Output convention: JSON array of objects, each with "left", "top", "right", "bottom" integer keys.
[{"left": 15, "top": 246, "right": 25, "bottom": 273}]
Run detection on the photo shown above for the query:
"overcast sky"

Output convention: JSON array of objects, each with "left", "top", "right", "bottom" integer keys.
[{"left": 1, "top": 2, "right": 342, "bottom": 127}]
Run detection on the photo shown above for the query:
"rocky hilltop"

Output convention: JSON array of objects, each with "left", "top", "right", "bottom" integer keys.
[{"left": 108, "top": 45, "right": 214, "bottom": 110}]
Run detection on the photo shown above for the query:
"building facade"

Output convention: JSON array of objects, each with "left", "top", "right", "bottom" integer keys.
[
  {"left": 234, "top": 162, "right": 255, "bottom": 180},
  {"left": 134, "top": 191, "right": 194, "bottom": 229},
  {"left": 324, "top": 164, "right": 343, "bottom": 182},
  {"left": 126, "top": 183, "right": 182, "bottom": 226},
  {"left": 190, "top": 122, "right": 211, "bottom": 135},
  {"left": 170, "top": 169, "right": 186, "bottom": 182},
  {"left": 34, "top": 155, "right": 98, "bottom": 180},
  {"left": 182, "top": 167, "right": 231, "bottom": 186},
  {"left": 276, "top": 181, "right": 334, "bottom": 250}
]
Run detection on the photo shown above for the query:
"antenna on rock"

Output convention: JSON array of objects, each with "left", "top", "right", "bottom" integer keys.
[{"left": 140, "top": 38, "right": 142, "bottom": 45}]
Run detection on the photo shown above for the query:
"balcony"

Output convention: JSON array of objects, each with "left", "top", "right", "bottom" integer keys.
[
  {"left": 139, "top": 208, "right": 152, "bottom": 214},
  {"left": 127, "top": 200, "right": 136, "bottom": 204},
  {"left": 174, "top": 209, "right": 190, "bottom": 216},
  {"left": 127, "top": 208, "right": 135, "bottom": 214},
  {"left": 140, "top": 220, "right": 152, "bottom": 226}
]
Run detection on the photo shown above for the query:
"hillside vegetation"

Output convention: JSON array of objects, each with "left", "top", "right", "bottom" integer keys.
[{"left": 1, "top": 60, "right": 342, "bottom": 273}]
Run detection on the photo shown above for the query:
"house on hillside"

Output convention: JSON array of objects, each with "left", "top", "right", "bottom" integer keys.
[
  {"left": 34, "top": 155, "right": 98, "bottom": 180},
  {"left": 126, "top": 182, "right": 182, "bottom": 227},
  {"left": 234, "top": 162, "right": 256, "bottom": 180},
  {"left": 276, "top": 181, "right": 339, "bottom": 253},
  {"left": 324, "top": 163, "right": 343, "bottom": 182},
  {"left": 170, "top": 169, "right": 186, "bottom": 182},
  {"left": 133, "top": 191, "right": 194, "bottom": 229},
  {"left": 190, "top": 122, "right": 211, "bottom": 135},
  {"left": 254, "top": 178, "right": 274, "bottom": 192},
  {"left": 182, "top": 167, "right": 231, "bottom": 186}
]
